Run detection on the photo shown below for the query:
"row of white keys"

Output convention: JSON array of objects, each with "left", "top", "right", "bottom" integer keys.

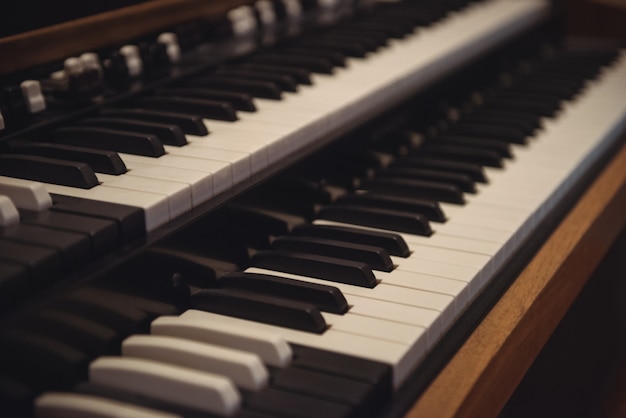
[
  {"left": 89, "top": 356, "right": 241, "bottom": 416},
  {"left": 246, "top": 265, "right": 446, "bottom": 353},
  {"left": 180, "top": 309, "right": 418, "bottom": 389},
  {"left": 128, "top": 0, "right": 551, "bottom": 188},
  {"left": 121, "top": 334, "right": 269, "bottom": 391},
  {"left": 34, "top": 327, "right": 278, "bottom": 416},
  {"left": 294, "top": 0, "right": 551, "bottom": 133},
  {"left": 42, "top": 183, "right": 170, "bottom": 232},
  {"left": 10, "top": 0, "right": 550, "bottom": 235}
]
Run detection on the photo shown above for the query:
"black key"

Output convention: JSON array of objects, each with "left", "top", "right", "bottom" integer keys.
[
  {"left": 245, "top": 387, "right": 352, "bottom": 418},
  {"left": 272, "top": 367, "right": 374, "bottom": 414},
  {"left": 50, "top": 194, "right": 145, "bottom": 243},
  {"left": 166, "top": 224, "right": 251, "bottom": 270},
  {"left": 278, "top": 48, "right": 346, "bottom": 67},
  {"left": 469, "top": 108, "right": 542, "bottom": 132},
  {"left": 0, "top": 261, "right": 29, "bottom": 307},
  {"left": 56, "top": 295, "right": 152, "bottom": 336},
  {"left": 156, "top": 87, "right": 257, "bottom": 112},
  {"left": 459, "top": 115, "right": 537, "bottom": 138},
  {"left": 414, "top": 143, "right": 504, "bottom": 167},
  {"left": 295, "top": 38, "right": 369, "bottom": 57},
  {"left": 237, "top": 63, "right": 313, "bottom": 85},
  {"left": 0, "top": 154, "right": 99, "bottom": 189},
  {"left": 487, "top": 97, "right": 558, "bottom": 118},
  {"left": 219, "top": 205, "right": 291, "bottom": 237},
  {"left": 325, "top": 29, "right": 388, "bottom": 48},
  {"left": 345, "top": 20, "right": 407, "bottom": 38},
  {"left": 0, "top": 240, "right": 61, "bottom": 285},
  {"left": 271, "top": 236, "right": 394, "bottom": 272},
  {"left": 360, "top": 177, "right": 465, "bottom": 204},
  {"left": 393, "top": 157, "right": 488, "bottom": 183},
  {"left": 287, "top": 349, "right": 392, "bottom": 415},
  {"left": 315, "top": 32, "right": 380, "bottom": 52},
  {"left": 251, "top": 250, "right": 377, "bottom": 288},
  {"left": 113, "top": 247, "right": 217, "bottom": 290},
  {"left": 378, "top": 166, "right": 476, "bottom": 193},
  {"left": 100, "top": 109, "right": 209, "bottom": 136},
  {"left": 19, "top": 309, "right": 119, "bottom": 356},
  {"left": 292, "top": 344, "right": 392, "bottom": 387},
  {"left": 77, "top": 117, "right": 188, "bottom": 146},
  {"left": 246, "top": 53, "right": 334, "bottom": 74},
  {"left": 214, "top": 68, "right": 298, "bottom": 92},
  {"left": 0, "top": 330, "right": 88, "bottom": 390},
  {"left": 133, "top": 97, "right": 237, "bottom": 122},
  {"left": 6, "top": 142, "right": 127, "bottom": 175},
  {"left": 434, "top": 134, "right": 513, "bottom": 159},
  {"left": 192, "top": 287, "right": 327, "bottom": 333},
  {"left": 54, "top": 127, "right": 165, "bottom": 157},
  {"left": 447, "top": 122, "right": 528, "bottom": 144},
  {"left": 334, "top": 192, "right": 446, "bottom": 222},
  {"left": 317, "top": 205, "right": 432, "bottom": 236},
  {"left": 70, "top": 287, "right": 179, "bottom": 318},
  {"left": 186, "top": 76, "right": 282, "bottom": 100},
  {"left": 1, "top": 223, "right": 91, "bottom": 268},
  {"left": 291, "top": 223, "right": 410, "bottom": 257},
  {"left": 219, "top": 271, "right": 349, "bottom": 314},
  {"left": 21, "top": 210, "right": 118, "bottom": 257}
]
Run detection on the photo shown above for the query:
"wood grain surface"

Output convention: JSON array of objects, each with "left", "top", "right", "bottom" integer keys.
[
  {"left": 0, "top": 0, "right": 251, "bottom": 75},
  {"left": 406, "top": 141, "right": 626, "bottom": 418}
]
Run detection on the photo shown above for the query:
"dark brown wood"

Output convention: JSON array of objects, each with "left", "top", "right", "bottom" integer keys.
[
  {"left": 406, "top": 141, "right": 626, "bottom": 417},
  {"left": 0, "top": 0, "right": 251, "bottom": 76}
]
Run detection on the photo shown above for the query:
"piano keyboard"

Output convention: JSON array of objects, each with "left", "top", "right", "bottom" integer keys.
[{"left": 1, "top": 0, "right": 626, "bottom": 416}]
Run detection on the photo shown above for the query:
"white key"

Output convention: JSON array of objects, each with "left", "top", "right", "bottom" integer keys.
[
  {"left": 245, "top": 267, "right": 454, "bottom": 340},
  {"left": 186, "top": 133, "right": 269, "bottom": 173},
  {"left": 35, "top": 392, "right": 181, "bottom": 418},
  {"left": 151, "top": 315, "right": 292, "bottom": 367},
  {"left": 0, "top": 176, "right": 52, "bottom": 211},
  {"left": 164, "top": 144, "right": 251, "bottom": 185},
  {"left": 320, "top": 310, "right": 427, "bottom": 347},
  {"left": 42, "top": 183, "right": 169, "bottom": 231},
  {"left": 89, "top": 357, "right": 240, "bottom": 416},
  {"left": 180, "top": 310, "right": 418, "bottom": 389},
  {"left": 97, "top": 173, "right": 191, "bottom": 219},
  {"left": 120, "top": 162, "right": 213, "bottom": 206},
  {"left": 122, "top": 334, "right": 268, "bottom": 391},
  {"left": 0, "top": 195, "right": 19, "bottom": 227},
  {"left": 121, "top": 153, "right": 229, "bottom": 196},
  {"left": 393, "top": 245, "right": 491, "bottom": 269}
]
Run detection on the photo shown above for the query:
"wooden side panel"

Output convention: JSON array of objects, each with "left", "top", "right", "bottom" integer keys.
[{"left": 407, "top": 141, "right": 626, "bottom": 418}]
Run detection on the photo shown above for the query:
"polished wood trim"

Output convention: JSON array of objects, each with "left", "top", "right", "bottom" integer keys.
[
  {"left": 0, "top": 0, "right": 251, "bottom": 76},
  {"left": 406, "top": 141, "right": 626, "bottom": 418}
]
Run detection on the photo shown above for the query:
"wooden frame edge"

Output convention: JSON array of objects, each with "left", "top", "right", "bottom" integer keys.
[
  {"left": 0, "top": 0, "right": 251, "bottom": 76},
  {"left": 406, "top": 141, "right": 626, "bottom": 418}
]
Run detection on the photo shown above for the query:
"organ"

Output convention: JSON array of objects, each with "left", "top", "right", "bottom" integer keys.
[{"left": 1, "top": 0, "right": 625, "bottom": 417}]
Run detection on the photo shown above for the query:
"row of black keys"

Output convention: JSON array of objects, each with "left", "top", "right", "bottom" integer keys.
[
  {"left": 0, "top": 278, "right": 392, "bottom": 418},
  {"left": 0, "top": 0, "right": 476, "bottom": 296},
  {"left": 0, "top": 43, "right": 616, "bottom": 313},
  {"left": 1, "top": 48, "right": 618, "bottom": 418},
  {"left": 0, "top": 0, "right": 469, "bottom": 188},
  {"left": 76, "top": 47, "right": 620, "bottom": 335}
]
